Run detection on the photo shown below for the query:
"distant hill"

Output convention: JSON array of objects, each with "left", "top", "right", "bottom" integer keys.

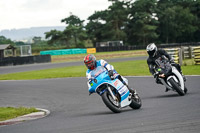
[{"left": 0, "top": 26, "right": 65, "bottom": 41}]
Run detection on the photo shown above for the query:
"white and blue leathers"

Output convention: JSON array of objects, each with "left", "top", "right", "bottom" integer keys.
[
  {"left": 86, "top": 59, "right": 114, "bottom": 80},
  {"left": 86, "top": 59, "right": 128, "bottom": 89}
]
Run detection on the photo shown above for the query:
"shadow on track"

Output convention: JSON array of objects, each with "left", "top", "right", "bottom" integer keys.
[
  {"left": 142, "top": 93, "right": 184, "bottom": 100},
  {"left": 73, "top": 108, "right": 140, "bottom": 117}
]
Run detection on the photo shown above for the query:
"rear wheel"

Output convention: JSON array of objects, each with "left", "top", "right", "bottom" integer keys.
[
  {"left": 168, "top": 78, "right": 185, "bottom": 96},
  {"left": 129, "top": 94, "right": 142, "bottom": 109},
  {"left": 101, "top": 90, "right": 122, "bottom": 113}
]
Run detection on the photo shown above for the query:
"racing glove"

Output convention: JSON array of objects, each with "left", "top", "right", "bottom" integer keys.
[
  {"left": 170, "top": 58, "right": 175, "bottom": 64},
  {"left": 108, "top": 70, "right": 114, "bottom": 77},
  {"left": 153, "top": 72, "right": 159, "bottom": 78},
  {"left": 108, "top": 70, "right": 114, "bottom": 79}
]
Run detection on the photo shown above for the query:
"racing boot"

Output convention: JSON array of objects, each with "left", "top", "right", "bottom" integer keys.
[
  {"left": 182, "top": 75, "right": 186, "bottom": 82},
  {"left": 124, "top": 83, "right": 137, "bottom": 95},
  {"left": 127, "top": 86, "right": 139, "bottom": 99},
  {"left": 156, "top": 78, "right": 163, "bottom": 85}
]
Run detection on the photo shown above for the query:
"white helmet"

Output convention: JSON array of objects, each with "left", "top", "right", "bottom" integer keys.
[{"left": 146, "top": 43, "right": 157, "bottom": 57}]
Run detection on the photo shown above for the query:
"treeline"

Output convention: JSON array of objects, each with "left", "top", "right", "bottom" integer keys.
[
  {"left": 45, "top": 0, "right": 200, "bottom": 47},
  {"left": 1, "top": 0, "right": 200, "bottom": 49}
]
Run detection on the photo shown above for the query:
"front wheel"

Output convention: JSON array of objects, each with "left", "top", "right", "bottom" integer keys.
[
  {"left": 129, "top": 94, "right": 142, "bottom": 109},
  {"left": 101, "top": 90, "right": 122, "bottom": 113},
  {"left": 184, "top": 86, "right": 188, "bottom": 94},
  {"left": 168, "top": 78, "right": 185, "bottom": 96}
]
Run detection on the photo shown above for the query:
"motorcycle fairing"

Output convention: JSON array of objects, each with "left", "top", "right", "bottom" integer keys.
[
  {"left": 88, "top": 66, "right": 131, "bottom": 107},
  {"left": 167, "top": 66, "right": 184, "bottom": 91},
  {"left": 159, "top": 66, "right": 184, "bottom": 91}
]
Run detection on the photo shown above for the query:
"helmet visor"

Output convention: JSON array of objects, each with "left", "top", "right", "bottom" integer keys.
[
  {"left": 85, "top": 60, "right": 95, "bottom": 70},
  {"left": 147, "top": 49, "right": 156, "bottom": 57}
]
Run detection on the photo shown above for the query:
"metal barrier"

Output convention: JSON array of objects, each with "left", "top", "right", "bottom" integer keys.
[
  {"left": 164, "top": 48, "right": 182, "bottom": 65},
  {"left": 0, "top": 55, "right": 51, "bottom": 66},
  {"left": 193, "top": 46, "right": 200, "bottom": 65}
]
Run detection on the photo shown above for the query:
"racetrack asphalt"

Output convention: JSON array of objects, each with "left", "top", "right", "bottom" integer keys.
[{"left": 0, "top": 76, "right": 200, "bottom": 133}]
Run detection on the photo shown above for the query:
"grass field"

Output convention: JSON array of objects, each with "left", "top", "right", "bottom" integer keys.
[
  {"left": 0, "top": 59, "right": 199, "bottom": 80},
  {"left": 0, "top": 107, "right": 38, "bottom": 121}
]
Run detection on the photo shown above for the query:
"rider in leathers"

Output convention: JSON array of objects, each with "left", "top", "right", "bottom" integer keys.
[
  {"left": 146, "top": 43, "right": 186, "bottom": 91},
  {"left": 84, "top": 54, "right": 136, "bottom": 94}
]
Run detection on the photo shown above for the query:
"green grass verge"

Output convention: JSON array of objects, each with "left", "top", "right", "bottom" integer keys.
[
  {"left": 182, "top": 65, "right": 200, "bottom": 75},
  {"left": 51, "top": 50, "right": 147, "bottom": 63},
  {"left": 0, "top": 60, "right": 199, "bottom": 80},
  {"left": 0, "top": 107, "right": 38, "bottom": 121}
]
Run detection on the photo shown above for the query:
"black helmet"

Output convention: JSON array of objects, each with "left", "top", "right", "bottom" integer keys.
[{"left": 84, "top": 54, "right": 96, "bottom": 70}]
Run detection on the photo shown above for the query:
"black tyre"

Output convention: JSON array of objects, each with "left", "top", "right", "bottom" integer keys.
[
  {"left": 101, "top": 90, "right": 121, "bottom": 113},
  {"left": 129, "top": 94, "right": 142, "bottom": 109},
  {"left": 168, "top": 78, "right": 185, "bottom": 96},
  {"left": 184, "top": 86, "right": 188, "bottom": 94}
]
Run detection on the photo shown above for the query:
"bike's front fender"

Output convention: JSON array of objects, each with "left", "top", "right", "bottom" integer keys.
[
  {"left": 159, "top": 66, "right": 184, "bottom": 91},
  {"left": 89, "top": 79, "right": 131, "bottom": 107},
  {"left": 167, "top": 67, "right": 184, "bottom": 91}
]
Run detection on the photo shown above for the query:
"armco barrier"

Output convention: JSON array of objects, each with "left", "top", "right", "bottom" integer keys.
[
  {"left": 0, "top": 55, "right": 51, "bottom": 66},
  {"left": 165, "top": 48, "right": 182, "bottom": 65},
  {"left": 193, "top": 46, "right": 200, "bottom": 65}
]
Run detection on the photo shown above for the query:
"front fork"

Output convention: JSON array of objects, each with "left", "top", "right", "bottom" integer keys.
[{"left": 107, "top": 86, "right": 117, "bottom": 101}]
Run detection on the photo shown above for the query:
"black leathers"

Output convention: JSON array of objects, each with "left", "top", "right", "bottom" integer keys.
[{"left": 147, "top": 49, "right": 182, "bottom": 76}]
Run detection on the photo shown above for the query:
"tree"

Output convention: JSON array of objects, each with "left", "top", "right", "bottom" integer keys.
[
  {"left": 189, "top": 0, "right": 200, "bottom": 42},
  {"left": 61, "top": 14, "right": 87, "bottom": 47},
  {"left": 86, "top": 10, "right": 109, "bottom": 46},
  {"left": 157, "top": 1, "right": 198, "bottom": 43},
  {"left": 45, "top": 14, "right": 87, "bottom": 48},
  {"left": 86, "top": 0, "right": 130, "bottom": 46},
  {"left": 127, "top": 0, "right": 159, "bottom": 45},
  {"left": 32, "top": 36, "right": 42, "bottom": 44},
  {"left": 45, "top": 30, "right": 65, "bottom": 46},
  {"left": 104, "top": 0, "right": 129, "bottom": 41},
  {"left": 0, "top": 36, "right": 14, "bottom": 45}
]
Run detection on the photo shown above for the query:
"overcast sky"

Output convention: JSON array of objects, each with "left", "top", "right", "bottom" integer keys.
[{"left": 0, "top": 0, "right": 111, "bottom": 31}]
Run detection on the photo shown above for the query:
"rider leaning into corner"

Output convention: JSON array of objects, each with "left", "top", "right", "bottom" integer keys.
[
  {"left": 83, "top": 54, "right": 137, "bottom": 95},
  {"left": 146, "top": 43, "right": 186, "bottom": 92}
]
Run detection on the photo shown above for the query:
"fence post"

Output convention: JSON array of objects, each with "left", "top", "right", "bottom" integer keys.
[
  {"left": 179, "top": 48, "right": 183, "bottom": 66},
  {"left": 181, "top": 46, "right": 185, "bottom": 60},
  {"left": 189, "top": 46, "right": 193, "bottom": 59}
]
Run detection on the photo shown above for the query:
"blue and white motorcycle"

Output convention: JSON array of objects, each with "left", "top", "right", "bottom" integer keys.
[{"left": 88, "top": 66, "right": 142, "bottom": 113}]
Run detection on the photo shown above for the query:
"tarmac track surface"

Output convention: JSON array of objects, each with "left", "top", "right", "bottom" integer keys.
[{"left": 0, "top": 76, "right": 200, "bottom": 133}]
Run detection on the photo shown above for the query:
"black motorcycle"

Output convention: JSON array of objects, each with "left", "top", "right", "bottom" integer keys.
[{"left": 154, "top": 56, "right": 187, "bottom": 96}]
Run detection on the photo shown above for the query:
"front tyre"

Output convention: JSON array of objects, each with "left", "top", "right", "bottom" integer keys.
[
  {"left": 184, "top": 86, "right": 188, "bottom": 94},
  {"left": 168, "top": 78, "right": 185, "bottom": 96},
  {"left": 129, "top": 94, "right": 142, "bottom": 109},
  {"left": 101, "top": 90, "right": 121, "bottom": 113}
]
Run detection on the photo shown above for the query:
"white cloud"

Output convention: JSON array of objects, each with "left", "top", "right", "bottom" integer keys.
[{"left": 0, "top": 0, "right": 111, "bottom": 30}]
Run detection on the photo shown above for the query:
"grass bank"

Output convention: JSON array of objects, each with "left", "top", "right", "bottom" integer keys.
[
  {"left": 51, "top": 50, "right": 147, "bottom": 63},
  {"left": 0, "top": 107, "right": 38, "bottom": 121},
  {"left": 0, "top": 60, "right": 199, "bottom": 80}
]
